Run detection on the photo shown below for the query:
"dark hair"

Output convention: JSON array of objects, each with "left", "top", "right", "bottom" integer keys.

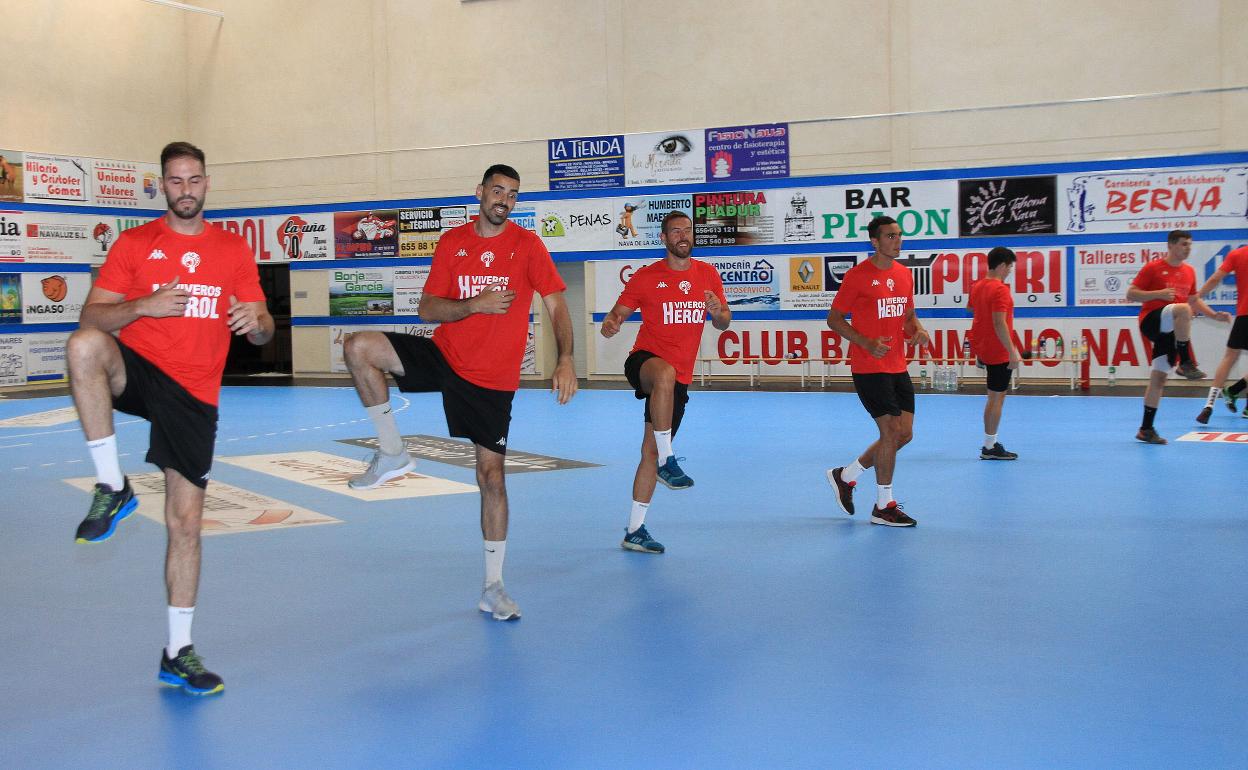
[
  {"left": 1167, "top": 229, "right": 1192, "bottom": 245},
  {"left": 866, "top": 215, "right": 898, "bottom": 241},
  {"left": 987, "top": 246, "right": 1017, "bottom": 270},
  {"left": 160, "top": 141, "right": 206, "bottom": 175},
  {"left": 481, "top": 164, "right": 520, "bottom": 186},
  {"left": 660, "top": 210, "right": 691, "bottom": 235}
]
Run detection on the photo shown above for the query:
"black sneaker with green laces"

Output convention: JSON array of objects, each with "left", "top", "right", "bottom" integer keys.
[
  {"left": 74, "top": 478, "right": 137, "bottom": 543},
  {"left": 159, "top": 645, "right": 225, "bottom": 695}
]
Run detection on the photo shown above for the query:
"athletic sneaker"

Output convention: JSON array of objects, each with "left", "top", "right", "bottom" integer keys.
[
  {"left": 621, "top": 524, "right": 665, "bottom": 554},
  {"left": 1196, "top": 406, "right": 1213, "bottom": 425},
  {"left": 479, "top": 581, "right": 521, "bottom": 621},
  {"left": 348, "top": 448, "right": 415, "bottom": 490},
  {"left": 1176, "top": 361, "right": 1206, "bottom": 380},
  {"left": 870, "top": 502, "right": 917, "bottom": 527},
  {"left": 979, "top": 442, "right": 1018, "bottom": 460},
  {"left": 1223, "top": 389, "right": 1240, "bottom": 413},
  {"left": 656, "top": 456, "right": 693, "bottom": 490},
  {"left": 75, "top": 478, "right": 137, "bottom": 543},
  {"left": 826, "top": 467, "right": 856, "bottom": 515},
  {"left": 1241, "top": 405, "right": 1248, "bottom": 419},
  {"left": 1135, "top": 427, "right": 1167, "bottom": 445},
  {"left": 158, "top": 645, "right": 224, "bottom": 696}
]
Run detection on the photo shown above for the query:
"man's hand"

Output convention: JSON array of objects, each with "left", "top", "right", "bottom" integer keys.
[
  {"left": 1157, "top": 287, "right": 1176, "bottom": 301},
  {"left": 551, "top": 357, "right": 577, "bottom": 405},
  {"left": 704, "top": 290, "right": 722, "bottom": 316},
  {"left": 141, "top": 276, "right": 188, "bottom": 318},
  {"left": 1008, "top": 348, "right": 1022, "bottom": 370},
  {"left": 908, "top": 327, "right": 930, "bottom": 348},
  {"left": 227, "top": 295, "right": 261, "bottom": 336},
  {"left": 471, "top": 287, "right": 515, "bottom": 315},
  {"left": 865, "top": 336, "right": 892, "bottom": 358},
  {"left": 1213, "top": 310, "right": 1233, "bottom": 323},
  {"left": 601, "top": 315, "right": 621, "bottom": 338}
]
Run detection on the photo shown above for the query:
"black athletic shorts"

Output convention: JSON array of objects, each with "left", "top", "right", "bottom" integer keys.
[
  {"left": 1227, "top": 315, "right": 1248, "bottom": 350},
  {"left": 851, "top": 371, "right": 916, "bottom": 419},
  {"left": 624, "top": 349, "right": 690, "bottom": 436},
  {"left": 384, "top": 333, "right": 514, "bottom": 454},
  {"left": 113, "top": 341, "right": 218, "bottom": 488},
  {"left": 981, "top": 361, "right": 1012, "bottom": 393},
  {"left": 1139, "top": 307, "right": 1177, "bottom": 364}
]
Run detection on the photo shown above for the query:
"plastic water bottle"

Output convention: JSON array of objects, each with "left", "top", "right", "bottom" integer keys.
[
  {"left": 961, "top": 338, "right": 971, "bottom": 364},
  {"left": 1031, "top": 337, "right": 1041, "bottom": 361},
  {"left": 952, "top": 364, "right": 960, "bottom": 390},
  {"left": 1107, "top": 365, "right": 1117, "bottom": 386},
  {"left": 1055, "top": 335, "right": 1065, "bottom": 360},
  {"left": 920, "top": 367, "right": 928, "bottom": 390}
]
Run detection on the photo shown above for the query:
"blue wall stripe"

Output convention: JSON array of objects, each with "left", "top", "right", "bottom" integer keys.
[{"left": 0, "top": 263, "right": 93, "bottom": 273}]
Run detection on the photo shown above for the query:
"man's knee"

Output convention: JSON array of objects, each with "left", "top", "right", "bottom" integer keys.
[
  {"left": 475, "top": 457, "right": 506, "bottom": 492},
  {"left": 895, "top": 430, "right": 914, "bottom": 448},
  {"left": 345, "top": 331, "right": 391, "bottom": 371},
  {"left": 66, "top": 327, "right": 113, "bottom": 369}
]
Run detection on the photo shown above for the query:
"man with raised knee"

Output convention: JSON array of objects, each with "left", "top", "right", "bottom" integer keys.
[
  {"left": 1195, "top": 243, "right": 1248, "bottom": 423},
  {"left": 68, "top": 141, "right": 273, "bottom": 695},
  {"left": 600, "top": 210, "right": 730, "bottom": 554},
  {"left": 344, "top": 164, "right": 577, "bottom": 620}
]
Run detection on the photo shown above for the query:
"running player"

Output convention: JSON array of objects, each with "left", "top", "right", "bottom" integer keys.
[
  {"left": 66, "top": 141, "right": 274, "bottom": 695},
  {"left": 599, "top": 211, "right": 731, "bottom": 553},
  {"left": 1127, "top": 230, "right": 1230, "bottom": 443},
  {"left": 342, "top": 164, "right": 577, "bottom": 620},
  {"left": 969, "top": 247, "right": 1021, "bottom": 459},
  {"left": 826, "top": 216, "right": 930, "bottom": 527},
  {"left": 1196, "top": 243, "right": 1248, "bottom": 422}
]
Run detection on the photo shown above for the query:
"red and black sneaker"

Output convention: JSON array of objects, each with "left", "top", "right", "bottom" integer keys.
[
  {"left": 826, "top": 467, "right": 856, "bottom": 515},
  {"left": 870, "top": 501, "right": 917, "bottom": 527}
]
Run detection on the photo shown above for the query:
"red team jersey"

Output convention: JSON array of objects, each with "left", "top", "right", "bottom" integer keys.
[
  {"left": 424, "top": 221, "right": 565, "bottom": 392},
  {"left": 1218, "top": 245, "right": 1248, "bottom": 316},
  {"left": 616, "top": 259, "right": 727, "bottom": 385},
  {"left": 969, "top": 278, "right": 1014, "bottom": 365},
  {"left": 94, "top": 218, "right": 265, "bottom": 406},
  {"left": 1132, "top": 258, "right": 1197, "bottom": 322},
  {"left": 830, "top": 259, "right": 915, "bottom": 374}
]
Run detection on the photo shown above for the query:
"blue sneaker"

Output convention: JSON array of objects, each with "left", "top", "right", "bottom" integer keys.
[
  {"left": 1223, "top": 388, "right": 1241, "bottom": 413},
  {"left": 656, "top": 456, "right": 693, "bottom": 490},
  {"left": 622, "top": 525, "right": 665, "bottom": 554},
  {"left": 75, "top": 478, "right": 137, "bottom": 543},
  {"left": 158, "top": 645, "right": 224, "bottom": 696}
]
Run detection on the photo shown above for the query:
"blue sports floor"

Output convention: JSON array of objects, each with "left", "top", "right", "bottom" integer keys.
[{"left": 1, "top": 385, "right": 1245, "bottom": 768}]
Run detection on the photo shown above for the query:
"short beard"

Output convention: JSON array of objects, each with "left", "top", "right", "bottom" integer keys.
[{"left": 169, "top": 196, "right": 205, "bottom": 220}]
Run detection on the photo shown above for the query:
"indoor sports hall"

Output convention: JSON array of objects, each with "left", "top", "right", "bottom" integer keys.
[{"left": 2, "top": 2, "right": 1246, "bottom": 768}]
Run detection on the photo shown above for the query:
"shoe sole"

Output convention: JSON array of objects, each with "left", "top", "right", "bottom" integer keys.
[
  {"left": 347, "top": 461, "right": 416, "bottom": 490},
  {"left": 76, "top": 497, "right": 138, "bottom": 544},
  {"left": 621, "top": 540, "right": 664, "bottom": 554},
  {"left": 825, "top": 469, "right": 854, "bottom": 515},
  {"left": 1196, "top": 410, "right": 1211, "bottom": 425},
  {"left": 1135, "top": 435, "right": 1167, "bottom": 445},
  {"left": 157, "top": 670, "right": 224, "bottom": 696},
  {"left": 657, "top": 477, "right": 693, "bottom": 491},
  {"left": 979, "top": 454, "right": 1018, "bottom": 460},
  {"left": 478, "top": 604, "right": 521, "bottom": 621},
  {"left": 870, "top": 516, "right": 916, "bottom": 527}
]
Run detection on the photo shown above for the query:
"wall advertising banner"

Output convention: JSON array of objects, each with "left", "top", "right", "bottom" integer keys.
[
  {"left": 958, "top": 176, "right": 1058, "bottom": 236},
  {"left": 393, "top": 266, "right": 430, "bottom": 314},
  {"left": 1060, "top": 165, "right": 1248, "bottom": 234},
  {"left": 1075, "top": 240, "right": 1245, "bottom": 307},
  {"left": 23, "top": 153, "right": 92, "bottom": 205},
  {"left": 535, "top": 198, "right": 616, "bottom": 252},
  {"left": 807, "top": 180, "right": 958, "bottom": 242},
  {"left": 0, "top": 334, "right": 25, "bottom": 385},
  {"left": 23, "top": 212, "right": 94, "bottom": 262},
  {"left": 212, "top": 216, "right": 286, "bottom": 262},
  {"left": 334, "top": 210, "right": 399, "bottom": 258},
  {"left": 0, "top": 273, "right": 22, "bottom": 320},
  {"left": 269, "top": 212, "right": 333, "bottom": 261},
  {"left": 25, "top": 331, "right": 69, "bottom": 382},
  {"left": 625, "top": 130, "right": 706, "bottom": 187},
  {"left": 693, "top": 189, "right": 777, "bottom": 246},
  {"left": 548, "top": 134, "right": 625, "bottom": 191},
  {"left": 782, "top": 253, "right": 861, "bottom": 310},
  {"left": 398, "top": 206, "right": 467, "bottom": 258},
  {"left": 612, "top": 194, "right": 693, "bottom": 250},
  {"left": 705, "top": 123, "right": 789, "bottom": 182},
  {"left": 88, "top": 214, "right": 156, "bottom": 265},
  {"left": 329, "top": 268, "right": 393, "bottom": 316},
  {"left": 20, "top": 272, "right": 89, "bottom": 324},
  {"left": 705, "top": 255, "right": 782, "bottom": 310},
  {"left": 0, "top": 150, "right": 24, "bottom": 202},
  {"left": 900, "top": 247, "right": 1065, "bottom": 308},
  {"left": 92, "top": 160, "right": 163, "bottom": 208},
  {"left": 0, "top": 210, "right": 25, "bottom": 262}
]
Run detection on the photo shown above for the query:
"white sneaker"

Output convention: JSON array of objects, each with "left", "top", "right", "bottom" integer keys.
[
  {"left": 478, "top": 581, "right": 521, "bottom": 621},
  {"left": 347, "top": 449, "right": 415, "bottom": 490}
]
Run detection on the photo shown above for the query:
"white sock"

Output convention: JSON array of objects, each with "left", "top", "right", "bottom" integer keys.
[
  {"left": 628, "top": 500, "right": 650, "bottom": 534},
  {"left": 167, "top": 606, "right": 194, "bottom": 658},
  {"left": 841, "top": 459, "right": 866, "bottom": 484},
  {"left": 484, "top": 540, "right": 506, "bottom": 585},
  {"left": 87, "top": 435, "right": 124, "bottom": 490},
  {"left": 654, "top": 429, "right": 674, "bottom": 464},
  {"left": 367, "top": 402, "right": 404, "bottom": 456},
  {"left": 1205, "top": 387, "right": 1220, "bottom": 408},
  {"left": 876, "top": 484, "right": 894, "bottom": 508},
  {"left": 984, "top": 433, "right": 998, "bottom": 450}
]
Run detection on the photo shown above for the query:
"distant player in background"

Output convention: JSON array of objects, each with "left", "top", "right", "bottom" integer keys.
[
  {"left": 969, "top": 246, "right": 1021, "bottom": 459},
  {"left": 826, "top": 216, "right": 930, "bottom": 527},
  {"left": 600, "top": 211, "right": 730, "bottom": 554},
  {"left": 1196, "top": 244, "right": 1248, "bottom": 422},
  {"left": 1126, "top": 230, "right": 1230, "bottom": 443}
]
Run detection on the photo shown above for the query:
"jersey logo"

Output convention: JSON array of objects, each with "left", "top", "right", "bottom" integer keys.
[
  {"left": 871, "top": 279, "right": 880, "bottom": 286},
  {"left": 679, "top": 280, "right": 691, "bottom": 294},
  {"left": 456, "top": 248, "right": 468, "bottom": 258},
  {"left": 886, "top": 278, "right": 895, "bottom": 291},
  {"left": 496, "top": 437, "right": 506, "bottom": 447},
  {"left": 148, "top": 249, "right": 167, "bottom": 261},
  {"left": 657, "top": 281, "right": 668, "bottom": 289},
  {"left": 181, "top": 252, "right": 201, "bottom": 274},
  {"left": 481, "top": 251, "right": 495, "bottom": 267}
]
